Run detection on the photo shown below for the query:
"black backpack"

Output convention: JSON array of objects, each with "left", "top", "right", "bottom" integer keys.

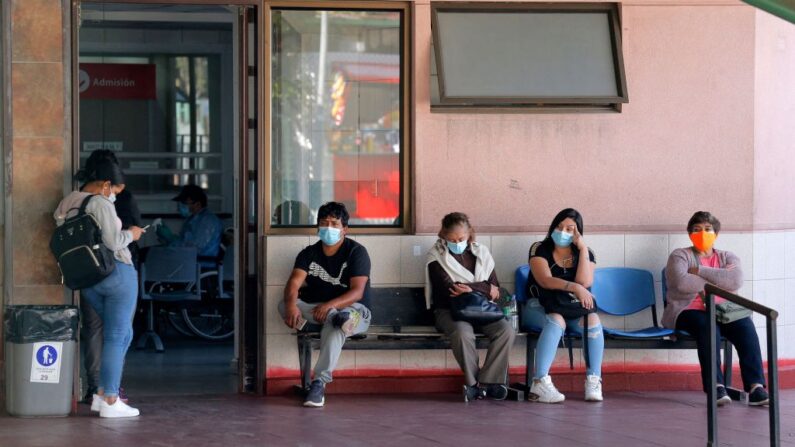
[{"left": 50, "top": 195, "right": 116, "bottom": 290}]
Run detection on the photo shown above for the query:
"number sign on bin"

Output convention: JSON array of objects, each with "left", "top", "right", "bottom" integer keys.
[{"left": 29, "top": 342, "right": 63, "bottom": 384}]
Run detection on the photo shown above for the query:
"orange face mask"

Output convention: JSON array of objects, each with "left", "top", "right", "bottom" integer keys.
[{"left": 689, "top": 230, "right": 717, "bottom": 252}]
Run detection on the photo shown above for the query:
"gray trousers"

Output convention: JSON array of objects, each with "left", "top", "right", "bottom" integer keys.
[
  {"left": 279, "top": 299, "right": 371, "bottom": 384},
  {"left": 435, "top": 309, "right": 515, "bottom": 386},
  {"left": 80, "top": 295, "right": 103, "bottom": 390}
]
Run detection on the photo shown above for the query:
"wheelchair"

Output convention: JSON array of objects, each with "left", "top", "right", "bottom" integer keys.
[{"left": 136, "top": 242, "right": 234, "bottom": 352}]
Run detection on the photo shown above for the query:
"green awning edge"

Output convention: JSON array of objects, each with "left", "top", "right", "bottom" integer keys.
[{"left": 743, "top": 0, "right": 795, "bottom": 24}]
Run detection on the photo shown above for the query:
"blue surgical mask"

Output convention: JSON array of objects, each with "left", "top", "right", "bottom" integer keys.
[
  {"left": 108, "top": 192, "right": 116, "bottom": 204},
  {"left": 178, "top": 203, "right": 191, "bottom": 218},
  {"left": 446, "top": 240, "right": 468, "bottom": 255},
  {"left": 318, "top": 226, "right": 342, "bottom": 246},
  {"left": 551, "top": 229, "right": 574, "bottom": 247}
]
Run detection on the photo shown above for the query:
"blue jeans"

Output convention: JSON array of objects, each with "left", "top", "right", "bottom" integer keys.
[
  {"left": 676, "top": 310, "right": 765, "bottom": 392},
  {"left": 80, "top": 261, "right": 138, "bottom": 397},
  {"left": 522, "top": 298, "right": 604, "bottom": 378}
]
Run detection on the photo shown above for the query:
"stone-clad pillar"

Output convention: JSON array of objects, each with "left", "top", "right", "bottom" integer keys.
[
  {"left": 1, "top": 0, "right": 71, "bottom": 399},
  {"left": 8, "top": 0, "right": 69, "bottom": 306}
]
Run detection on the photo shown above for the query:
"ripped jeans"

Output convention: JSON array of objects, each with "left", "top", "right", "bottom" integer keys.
[{"left": 522, "top": 298, "right": 604, "bottom": 379}]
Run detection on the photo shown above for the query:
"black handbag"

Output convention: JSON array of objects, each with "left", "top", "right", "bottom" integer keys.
[
  {"left": 449, "top": 291, "right": 505, "bottom": 325},
  {"left": 527, "top": 283, "right": 596, "bottom": 320}
]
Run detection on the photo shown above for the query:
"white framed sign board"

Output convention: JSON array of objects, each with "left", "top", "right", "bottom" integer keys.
[{"left": 29, "top": 342, "right": 63, "bottom": 384}]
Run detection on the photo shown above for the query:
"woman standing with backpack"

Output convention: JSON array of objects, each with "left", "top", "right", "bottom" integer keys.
[
  {"left": 53, "top": 160, "right": 144, "bottom": 418},
  {"left": 79, "top": 149, "right": 141, "bottom": 404}
]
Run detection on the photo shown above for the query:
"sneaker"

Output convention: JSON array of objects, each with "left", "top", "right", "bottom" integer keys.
[
  {"left": 484, "top": 384, "right": 508, "bottom": 401},
  {"left": 748, "top": 386, "right": 769, "bottom": 406},
  {"left": 332, "top": 310, "right": 361, "bottom": 337},
  {"left": 90, "top": 394, "right": 102, "bottom": 413},
  {"left": 584, "top": 375, "right": 603, "bottom": 402},
  {"left": 529, "top": 375, "right": 565, "bottom": 404},
  {"left": 99, "top": 398, "right": 140, "bottom": 418},
  {"left": 716, "top": 386, "right": 732, "bottom": 407},
  {"left": 304, "top": 380, "right": 325, "bottom": 407},
  {"left": 463, "top": 384, "right": 485, "bottom": 403}
]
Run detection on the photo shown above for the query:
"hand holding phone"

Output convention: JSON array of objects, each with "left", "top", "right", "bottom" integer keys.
[{"left": 294, "top": 316, "right": 307, "bottom": 331}]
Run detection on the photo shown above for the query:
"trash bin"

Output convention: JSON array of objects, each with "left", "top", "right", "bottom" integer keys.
[{"left": 4, "top": 305, "right": 79, "bottom": 417}]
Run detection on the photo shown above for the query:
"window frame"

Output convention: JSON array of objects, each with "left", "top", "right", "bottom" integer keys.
[
  {"left": 431, "top": 2, "right": 628, "bottom": 111},
  {"left": 264, "top": 1, "right": 412, "bottom": 235}
]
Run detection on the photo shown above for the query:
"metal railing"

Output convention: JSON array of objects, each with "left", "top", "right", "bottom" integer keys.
[{"left": 705, "top": 283, "right": 780, "bottom": 447}]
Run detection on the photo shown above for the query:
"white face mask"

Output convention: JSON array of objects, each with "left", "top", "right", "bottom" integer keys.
[{"left": 104, "top": 184, "right": 116, "bottom": 203}]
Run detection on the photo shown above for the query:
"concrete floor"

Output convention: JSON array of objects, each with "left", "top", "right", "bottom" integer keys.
[
  {"left": 0, "top": 390, "right": 793, "bottom": 447},
  {"left": 4, "top": 331, "right": 792, "bottom": 447},
  {"left": 122, "top": 336, "right": 237, "bottom": 396}
]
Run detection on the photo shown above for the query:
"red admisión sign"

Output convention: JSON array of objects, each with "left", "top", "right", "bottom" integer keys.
[{"left": 79, "top": 63, "right": 157, "bottom": 100}]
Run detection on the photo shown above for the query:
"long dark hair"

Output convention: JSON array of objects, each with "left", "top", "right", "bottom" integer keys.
[
  {"left": 74, "top": 159, "right": 125, "bottom": 186},
  {"left": 438, "top": 212, "right": 475, "bottom": 243},
  {"left": 85, "top": 149, "right": 119, "bottom": 169},
  {"left": 539, "top": 208, "right": 584, "bottom": 252}
]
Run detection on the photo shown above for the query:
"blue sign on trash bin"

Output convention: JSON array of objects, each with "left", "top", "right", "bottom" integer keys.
[{"left": 36, "top": 345, "right": 58, "bottom": 367}]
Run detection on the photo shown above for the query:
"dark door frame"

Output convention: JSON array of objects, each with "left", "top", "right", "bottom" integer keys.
[{"left": 69, "top": 0, "right": 264, "bottom": 395}]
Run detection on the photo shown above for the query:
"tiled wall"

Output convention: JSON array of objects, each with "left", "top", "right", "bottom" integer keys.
[{"left": 264, "top": 231, "right": 795, "bottom": 379}]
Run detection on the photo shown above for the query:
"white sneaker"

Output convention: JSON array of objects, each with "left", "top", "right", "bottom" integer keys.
[
  {"left": 585, "top": 375, "right": 603, "bottom": 402},
  {"left": 90, "top": 394, "right": 102, "bottom": 412},
  {"left": 99, "top": 398, "right": 140, "bottom": 418},
  {"left": 529, "top": 375, "right": 565, "bottom": 403}
]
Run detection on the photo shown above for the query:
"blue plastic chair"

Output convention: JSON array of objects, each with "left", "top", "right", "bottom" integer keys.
[
  {"left": 515, "top": 265, "right": 538, "bottom": 333},
  {"left": 514, "top": 264, "right": 531, "bottom": 302},
  {"left": 591, "top": 267, "right": 674, "bottom": 339}
]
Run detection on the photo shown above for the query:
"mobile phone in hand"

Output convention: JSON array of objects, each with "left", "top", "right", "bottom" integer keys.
[{"left": 295, "top": 316, "right": 307, "bottom": 331}]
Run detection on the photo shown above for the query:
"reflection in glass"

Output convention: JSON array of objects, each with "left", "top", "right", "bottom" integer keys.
[{"left": 271, "top": 9, "right": 403, "bottom": 227}]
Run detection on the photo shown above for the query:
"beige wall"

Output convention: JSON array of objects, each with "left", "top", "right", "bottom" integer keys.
[
  {"left": 414, "top": 2, "right": 756, "bottom": 234},
  {"left": 753, "top": 10, "right": 795, "bottom": 230},
  {"left": 264, "top": 0, "right": 795, "bottom": 383}
]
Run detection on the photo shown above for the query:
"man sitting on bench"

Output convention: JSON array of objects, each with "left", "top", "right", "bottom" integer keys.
[{"left": 279, "top": 201, "right": 372, "bottom": 407}]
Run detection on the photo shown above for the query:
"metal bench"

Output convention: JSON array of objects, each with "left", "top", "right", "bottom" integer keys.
[{"left": 294, "top": 287, "right": 526, "bottom": 398}]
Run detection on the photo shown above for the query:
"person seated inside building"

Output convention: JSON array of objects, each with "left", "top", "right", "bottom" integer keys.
[
  {"left": 279, "top": 201, "right": 372, "bottom": 408},
  {"left": 156, "top": 184, "right": 223, "bottom": 266},
  {"left": 272, "top": 200, "right": 312, "bottom": 226}
]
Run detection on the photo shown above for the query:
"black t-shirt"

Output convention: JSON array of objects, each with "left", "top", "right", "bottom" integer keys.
[
  {"left": 293, "top": 238, "right": 371, "bottom": 308},
  {"left": 527, "top": 240, "right": 596, "bottom": 294},
  {"left": 115, "top": 189, "right": 142, "bottom": 264},
  {"left": 114, "top": 189, "right": 142, "bottom": 229}
]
